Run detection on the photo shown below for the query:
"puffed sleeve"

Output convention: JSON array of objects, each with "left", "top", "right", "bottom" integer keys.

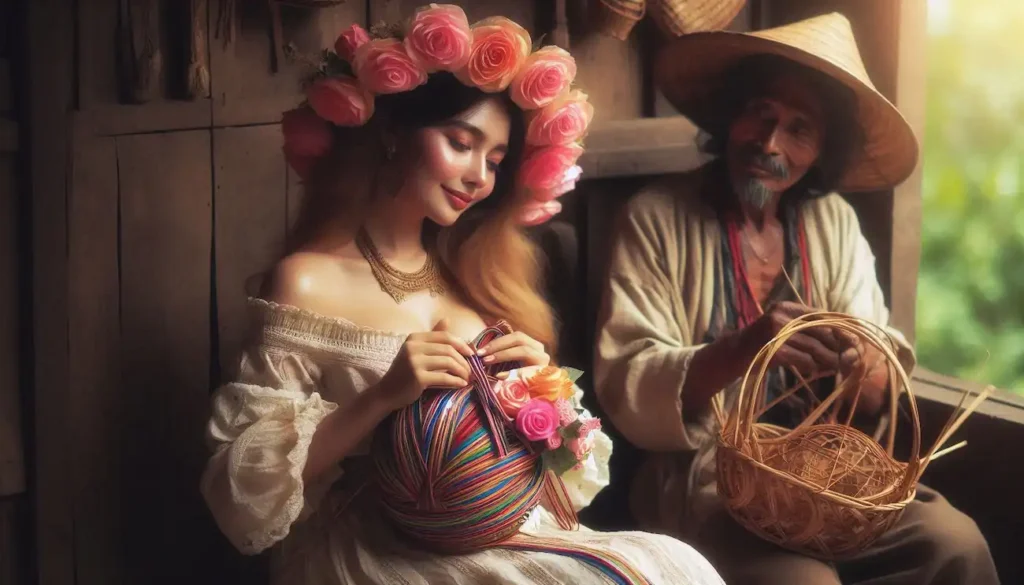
[{"left": 200, "top": 346, "right": 339, "bottom": 555}]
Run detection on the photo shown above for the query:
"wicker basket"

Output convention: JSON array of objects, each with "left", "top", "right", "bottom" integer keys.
[
  {"left": 713, "top": 313, "right": 991, "bottom": 560},
  {"left": 648, "top": 0, "right": 746, "bottom": 37},
  {"left": 592, "top": 0, "right": 647, "bottom": 41}
]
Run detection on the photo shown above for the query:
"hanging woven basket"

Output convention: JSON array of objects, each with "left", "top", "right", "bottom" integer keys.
[
  {"left": 713, "top": 312, "right": 991, "bottom": 560},
  {"left": 592, "top": 0, "right": 646, "bottom": 41},
  {"left": 649, "top": 0, "right": 746, "bottom": 37}
]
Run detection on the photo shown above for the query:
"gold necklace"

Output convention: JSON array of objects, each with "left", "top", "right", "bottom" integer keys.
[{"left": 356, "top": 227, "right": 445, "bottom": 303}]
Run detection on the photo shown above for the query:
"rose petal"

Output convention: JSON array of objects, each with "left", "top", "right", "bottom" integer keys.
[
  {"left": 519, "top": 200, "right": 562, "bottom": 226},
  {"left": 335, "top": 24, "right": 371, "bottom": 62},
  {"left": 305, "top": 77, "right": 375, "bottom": 126},
  {"left": 404, "top": 4, "right": 472, "bottom": 72},
  {"left": 354, "top": 38, "right": 428, "bottom": 95}
]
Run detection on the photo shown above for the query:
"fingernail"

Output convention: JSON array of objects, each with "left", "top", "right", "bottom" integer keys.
[
  {"left": 477, "top": 348, "right": 487, "bottom": 356},
  {"left": 482, "top": 355, "right": 494, "bottom": 363}
]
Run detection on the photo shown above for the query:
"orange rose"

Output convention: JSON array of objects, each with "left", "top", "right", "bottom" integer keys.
[
  {"left": 525, "top": 366, "right": 574, "bottom": 402},
  {"left": 494, "top": 378, "right": 531, "bottom": 418},
  {"left": 455, "top": 17, "right": 531, "bottom": 93},
  {"left": 509, "top": 46, "right": 577, "bottom": 110}
]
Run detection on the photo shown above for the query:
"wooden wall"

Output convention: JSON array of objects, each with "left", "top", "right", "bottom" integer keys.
[{"left": 29, "top": 1, "right": 662, "bottom": 584}]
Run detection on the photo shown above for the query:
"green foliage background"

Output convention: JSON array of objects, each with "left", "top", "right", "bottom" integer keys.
[{"left": 916, "top": 0, "right": 1024, "bottom": 394}]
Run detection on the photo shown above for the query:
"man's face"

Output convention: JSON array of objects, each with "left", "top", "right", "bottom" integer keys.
[{"left": 725, "top": 71, "right": 826, "bottom": 209}]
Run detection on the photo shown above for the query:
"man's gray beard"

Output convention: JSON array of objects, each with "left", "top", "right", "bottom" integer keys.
[{"left": 736, "top": 178, "right": 775, "bottom": 210}]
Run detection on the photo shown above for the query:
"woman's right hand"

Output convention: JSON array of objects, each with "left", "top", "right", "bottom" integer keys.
[{"left": 377, "top": 319, "right": 475, "bottom": 412}]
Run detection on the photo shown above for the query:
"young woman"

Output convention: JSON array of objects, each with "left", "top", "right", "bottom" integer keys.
[{"left": 200, "top": 7, "right": 725, "bottom": 584}]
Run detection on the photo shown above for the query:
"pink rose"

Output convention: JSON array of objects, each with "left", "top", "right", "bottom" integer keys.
[
  {"left": 455, "top": 17, "right": 531, "bottom": 92},
  {"left": 334, "top": 23, "right": 370, "bottom": 62},
  {"left": 567, "top": 418, "right": 602, "bottom": 461},
  {"left": 518, "top": 143, "right": 585, "bottom": 191},
  {"left": 532, "top": 165, "right": 582, "bottom": 202},
  {"left": 281, "top": 106, "right": 333, "bottom": 157},
  {"left": 404, "top": 4, "right": 472, "bottom": 72},
  {"left": 494, "top": 378, "right": 531, "bottom": 418},
  {"left": 283, "top": 149, "right": 317, "bottom": 180},
  {"left": 306, "top": 77, "right": 375, "bottom": 126},
  {"left": 518, "top": 200, "right": 562, "bottom": 226},
  {"left": 525, "top": 90, "right": 594, "bottom": 147},
  {"left": 354, "top": 38, "right": 428, "bottom": 95},
  {"left": 554, "top": 399, "right": 578, "bottom": 426},
  {"left": 509, "top": 46, "right": 577, "bottom": 110},
  {"left": 515, "top": 399, "right": 559, "bottom": 442},
  {"left": 545, "top": 434, "right": 563, "bottom": 450}
]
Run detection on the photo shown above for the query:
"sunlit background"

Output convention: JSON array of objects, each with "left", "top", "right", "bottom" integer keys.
[{"left": 916, "top": 0, "right": 1024, "bottom": 394}]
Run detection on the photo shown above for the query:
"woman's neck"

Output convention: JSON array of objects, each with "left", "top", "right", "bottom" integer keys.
[{"left": 361, "top": 195, "right": 428, "bottom": 263}]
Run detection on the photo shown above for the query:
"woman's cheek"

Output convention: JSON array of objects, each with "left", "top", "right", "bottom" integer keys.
[{"left": 420, "top": 134, "right": 465, "bottom": 181}]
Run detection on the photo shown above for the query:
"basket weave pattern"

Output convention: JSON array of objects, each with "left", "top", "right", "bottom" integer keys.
[{"left": 713, "top": 313, "right": 989, "bottom": 560}]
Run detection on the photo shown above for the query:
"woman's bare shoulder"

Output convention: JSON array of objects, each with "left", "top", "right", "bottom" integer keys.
[{"left": 262, "top": 251, "right": 352, "bottom": 314}]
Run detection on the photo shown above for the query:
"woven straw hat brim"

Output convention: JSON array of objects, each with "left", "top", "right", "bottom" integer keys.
[{"left": 655, "top": 14, "right": 919, "bottom": 192}]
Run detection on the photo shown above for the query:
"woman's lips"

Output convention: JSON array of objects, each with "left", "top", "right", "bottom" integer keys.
[{"left": 443, "top": 186, "right": 472, "bottom": 210}]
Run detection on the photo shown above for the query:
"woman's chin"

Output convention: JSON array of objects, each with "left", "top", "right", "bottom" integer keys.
[{"left": 426, "top": 206, "right": 462, "bottom": 227}]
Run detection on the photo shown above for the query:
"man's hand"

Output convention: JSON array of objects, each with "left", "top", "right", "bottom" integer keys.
[{"left": 744, "top": 301, "right": 856, "bottom": 378}]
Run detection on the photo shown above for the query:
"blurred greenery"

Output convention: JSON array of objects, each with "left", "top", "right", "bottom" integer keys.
[{"left": 916, "top": 0, "right": 1024, "bottom": 394}]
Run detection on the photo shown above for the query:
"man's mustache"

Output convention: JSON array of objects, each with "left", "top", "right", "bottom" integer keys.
[{"left": 741, "top": 148, "right": 789, "bottom": 180}]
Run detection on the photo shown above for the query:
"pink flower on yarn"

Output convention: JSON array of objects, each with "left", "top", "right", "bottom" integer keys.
[
  {"left": 567, "top": 418, "right": 602, "bottom": 461},
  {"left": 494, "top": 378, "right": 531, "bottom": 418},
  {"left": 515, "top": 399, "right": 559, "bottom": 442},
  {"left": 306, "top": 77, "right": 375, "bottom": 126},
  {"left": 509, "top": 46, "right": 577, "bottom": 110},
  {"left": 334, "top": 23, "right": 371, "bottom": 62},
  {"left": 354, "top": 38, "right": 428, "bottom": 95},
  {"left": 525, "top": 90, "right": 594, "bottom": 147},
  {"left": 554, "top": 399, "right": 578, "bottom": 426},
  {"left": 455, "top": 17, "right": 531, "bottom": 92},
  {"left": 518, "top": 200, "right": 562, "bottom": 226},
  {"left": 281, "top": 106, "right": 334, "bottom": 158},
  {"left": 545, "top": 433, "right": 563, "bottom": 450},
  {"left": 518, "top": 143, "right": 584, "bottom": 191},
  {"left": 404, "top": 4, "right": 472, "bottom": 72}
]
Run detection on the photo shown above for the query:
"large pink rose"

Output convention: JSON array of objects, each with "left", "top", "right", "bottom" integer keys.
[
  {"left": 455, "top": 17, "right": 531, "bottom": 92},
  {"left": 281, "top": 106, "right": 333, "bottom": 157},
  {"left": 404, "top": 4, "right": 472, "bottom": 72},
  {"left": 518, "top": 200, "right": 562, "bottom": 226},
  {"left": 518, "top": 143, "right": 585, "bottom": 191},
  {"left": 509, "top": 46, "right": 577, "bottom": 110},
  {"left": 531, "top": 164, "right": 582, "bottom": 202},
  {"left": 515, "top": 398, "right": 559, "bottom": 442},
  {"left": 353, "top": 38, "right": 428, "bottom": 95},
  {"left": 334, "top": 23, "right": 370, "bottom": 62},
  {"left": 525, "top": 90, "right": 594, "bottom": 147},
  {"left": 494, "top": 378, "right": 531, "bottom": 418},
  {"left": 305, "top": 77, "right": 375, "bottom": 126}
]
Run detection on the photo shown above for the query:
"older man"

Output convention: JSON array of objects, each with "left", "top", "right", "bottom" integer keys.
[{"left": 592, "top": 13, "right": 999, "bottom": 585}]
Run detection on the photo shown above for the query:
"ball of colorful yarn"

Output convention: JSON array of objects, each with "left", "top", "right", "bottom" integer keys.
[{"left": 371, "top": 385, "right": 545, "bottom": 554}]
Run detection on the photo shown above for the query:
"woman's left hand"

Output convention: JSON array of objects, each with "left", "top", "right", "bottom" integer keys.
[{"left": 477, "top": 331, "right": 550, "bottom": 370}]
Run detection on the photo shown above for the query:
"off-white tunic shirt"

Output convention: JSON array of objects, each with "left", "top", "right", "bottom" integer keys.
[{"left": 592, "top": 169, "right": 916, "bottom": 538}]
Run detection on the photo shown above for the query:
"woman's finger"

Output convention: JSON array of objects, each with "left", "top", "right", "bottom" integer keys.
[
  {"left": 477, "top": 332, "right": 544, "bottom": 357},
  {"left": 483, "top": 346, "right": 548, "bottom": 367},
  {"left": 420, "top": 355, "right": 471, "bottom": 381}
]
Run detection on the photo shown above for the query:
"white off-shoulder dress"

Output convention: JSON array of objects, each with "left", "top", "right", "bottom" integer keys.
[{"left": 200, "top": 299, "right": 725, "bottom": 585}]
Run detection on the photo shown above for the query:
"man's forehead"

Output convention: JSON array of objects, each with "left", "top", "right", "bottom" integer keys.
[{"left": 753, "top": 73, "right": 826, "bottom": 121}]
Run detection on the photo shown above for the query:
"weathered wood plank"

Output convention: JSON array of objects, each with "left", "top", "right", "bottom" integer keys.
[
  {"left": 214, "top": 124, "right": 288, "bottom": 381},
  {"left": 0, "top": 154, "right": 22, "bottom": 499},
  {"left": 368, "top": 0, "right": 534, "bottom": 28},
  {"left": 209, "top": 2, "right": 366, "bottom": 126},
  {"left": 0, "top": 497, "right": 28, "bottom": 585},
  {"left": 73, "top": 101, "right": 212, "bottom": 137},
  {"left": 117, "top": 130, "right": 214, "bottom": 584},
  {"left": 579, "top": 117, "right": 705, "bottom": 179},
  {"left": 68, "top": 136, "right": 124, "bottom": 585},
  {"left": 0, "top": 60, "right": 10, "bottom": 113},
  {"left": 30, "top": 0, "right": 76, "bottom": 582}
]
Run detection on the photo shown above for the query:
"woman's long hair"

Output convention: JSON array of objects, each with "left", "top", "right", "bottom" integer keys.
[{"left": 284, "top": 73, "right": 557, "bottom": 353}]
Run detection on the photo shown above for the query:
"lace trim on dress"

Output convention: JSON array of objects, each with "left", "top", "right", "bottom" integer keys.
[{"left": 248, "top": 298, "right": 407, "bottom": 357}]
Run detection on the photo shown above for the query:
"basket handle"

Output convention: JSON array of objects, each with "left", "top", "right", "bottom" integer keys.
[{"left": 730, "top": 312, "right": 924, "bottom": 478}]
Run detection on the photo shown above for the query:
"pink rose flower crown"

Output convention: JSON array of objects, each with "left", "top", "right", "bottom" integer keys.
[{"left": 280, "top": 4, "right": 593, "bottom": 226}]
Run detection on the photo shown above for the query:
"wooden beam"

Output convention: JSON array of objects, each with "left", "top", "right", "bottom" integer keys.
[
  {"left": 578, "top": 117, "right": 706, "bottom": 179},
  {"left": 889, "top": 0, "right": 927, "bottom": 343},
  {"left": 0, "top": 119, "right": 18, "bottom": 153},
  {"left": 29, "top": 0, "right": 76, "bottom": 583}
]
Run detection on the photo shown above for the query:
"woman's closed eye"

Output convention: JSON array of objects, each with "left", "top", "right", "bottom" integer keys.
[{"left": 448, "top": 137, "right": 471, "bottom": 152}]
